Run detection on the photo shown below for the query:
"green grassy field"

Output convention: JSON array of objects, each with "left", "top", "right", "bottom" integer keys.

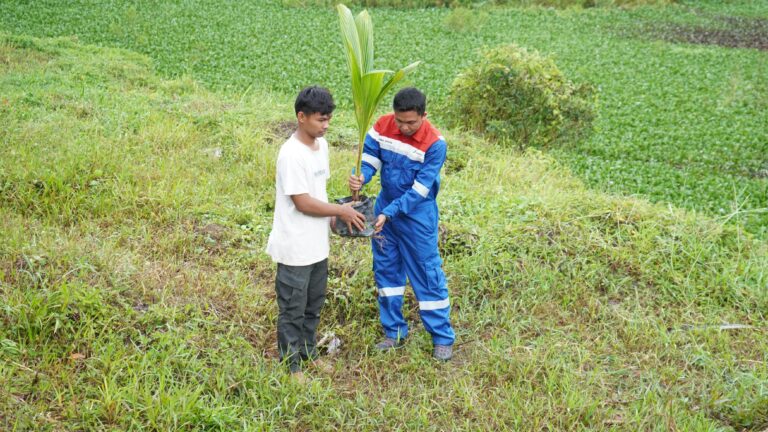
[
  {"left": 1, "top": 0, "right": 766, "bottom": 235},
  {"left": 1, "top": 28, "right": 767, "bottom": 430}
]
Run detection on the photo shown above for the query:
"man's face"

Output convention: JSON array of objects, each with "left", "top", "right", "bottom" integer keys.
[
  {"left": 394, "top": 110, "right": 426, "bottom": 137},
  {"left": 299, "top": 112, "right": 332, "bottom": 138}
]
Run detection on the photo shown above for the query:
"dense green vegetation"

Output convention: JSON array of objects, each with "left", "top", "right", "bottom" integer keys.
[
  {"left": 0, "top": 0, "right": 765, "bottom": 235},
  {"left": 1, "top": 0, "right": 767, "bottom": 429},
  {"left": 1, "top": 30, "right": 767, "bottom": 431},
  {"left": 445, "top": 44, "right": 597, "bottom": 147}
]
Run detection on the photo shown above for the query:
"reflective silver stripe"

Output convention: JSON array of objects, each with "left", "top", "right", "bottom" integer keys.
[
  {"left": 369, "top": 128, "right": 425, "bottom": 163},
  {"left": 419, "top": 299, "right": 450, "bottom": 310},
  {"left": 379, "top": 286, "right": 406, "bottom": 297},
  {"left": 362, "top": 153, "right": 382, "bottom": 170},
  {"left": 412, "top": 181, "right": 429, "bottom": 198}
]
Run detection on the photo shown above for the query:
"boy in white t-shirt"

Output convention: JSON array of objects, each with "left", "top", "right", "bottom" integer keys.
[{"left": 266, "top": 86, "right": 365, "bottom": 380}]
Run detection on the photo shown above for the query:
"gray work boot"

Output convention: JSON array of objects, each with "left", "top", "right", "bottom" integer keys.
[
  {"left": 433, "top": 344, "right": 453, "bottom": 361},
  {"left": 374, "top": 337, "right": 405, "bottom": 351}
]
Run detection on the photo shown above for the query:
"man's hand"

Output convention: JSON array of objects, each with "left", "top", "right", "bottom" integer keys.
[
  {"left": 348, "top": 174, "right": 364, "bottom": 193},
  {"left": 374, "top": 214, "right": 387, "bottom": 234},
  {"left": 338, "top": 202, "right": 366, "bottom": 233}
]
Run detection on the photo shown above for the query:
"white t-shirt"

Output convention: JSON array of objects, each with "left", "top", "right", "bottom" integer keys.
[{"left": 266, "top": 134, "right": 331, "bottom": 266}]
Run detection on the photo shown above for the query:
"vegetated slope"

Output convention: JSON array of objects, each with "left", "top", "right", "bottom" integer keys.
[
  {"left": 0, "top": 0, "right": 764, "bottom": 237},
  {"left": 1, "top": 35, "right": 766, "bottom": 431}
]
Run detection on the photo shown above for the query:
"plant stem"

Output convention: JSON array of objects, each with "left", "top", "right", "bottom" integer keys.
[{"left": 353, "top": 137, "right": 363, "bottom": 202}]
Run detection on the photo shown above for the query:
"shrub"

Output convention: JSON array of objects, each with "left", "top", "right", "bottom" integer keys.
[
  {"left": 444, "top": 44, "right": 597, "bottom": 148},
  {"left": 443, "top": 7, "right": 489, "bottom": 32}
]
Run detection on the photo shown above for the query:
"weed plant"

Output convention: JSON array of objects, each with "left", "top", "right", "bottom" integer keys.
[
  {"left": 1, "top": 33, "right": 766, "bottom": 431},
  {"left": 445, "top": 44, "right": 597, "bottom": 148}
]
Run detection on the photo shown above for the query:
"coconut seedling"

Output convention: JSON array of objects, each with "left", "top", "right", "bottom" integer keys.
[{"left": 334, "top": 3, "right": 420, "bottom": 237}]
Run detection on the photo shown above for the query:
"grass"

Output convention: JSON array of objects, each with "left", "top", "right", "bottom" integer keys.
[
  {"left": 0, "top": 0, "right": 765, "bottom": 236},
  {"left": 1, "top": 33, "right": 767, "bottom": 430}
]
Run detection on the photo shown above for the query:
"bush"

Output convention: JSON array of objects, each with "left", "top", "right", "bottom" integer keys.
[
  {"left": 444, "top": 44, "right": 597, "bottom": 148},
  {"left": 443, "top": 7, "right": 489, "bottom": 32}
]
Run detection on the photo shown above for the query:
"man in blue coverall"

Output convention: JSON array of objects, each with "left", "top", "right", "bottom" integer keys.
[{"left": 349, "top": 87, "right": 455, "bottom": 361}]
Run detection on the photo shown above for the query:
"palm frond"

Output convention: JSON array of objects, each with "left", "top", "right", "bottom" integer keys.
[{"left": 336, "top": 4, "right": 420, "bottom": 177}]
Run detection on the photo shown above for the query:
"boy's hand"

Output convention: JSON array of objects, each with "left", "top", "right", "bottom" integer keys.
[
  {"left": 374, "top": 214, "right": 387, "bottom": 233},
  {"left": 338, "top": 203, "right": 366, "bottom": 232},
  {"left": 348, "top": 174, "right": 364, "bottom": 192}
]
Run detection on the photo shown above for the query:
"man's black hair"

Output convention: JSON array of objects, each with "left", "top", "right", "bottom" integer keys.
[
  {"left": 393, "top": 87, "right": 426, "bottom": 116},
  {"left": 295, "top": 86, "right": 335, "bottom": 116}
]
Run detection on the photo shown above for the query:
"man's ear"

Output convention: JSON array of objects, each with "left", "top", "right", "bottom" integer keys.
[
  {"left": 297, "top": 111, "right": 306, "bottom": 124},
  {"left": 423, "top": 111, "right": 428, "bottom": 118}
]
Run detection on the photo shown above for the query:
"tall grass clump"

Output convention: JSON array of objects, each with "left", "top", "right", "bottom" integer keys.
[{"left": 445, "top": 44, "right": 598, "bottom": 148}]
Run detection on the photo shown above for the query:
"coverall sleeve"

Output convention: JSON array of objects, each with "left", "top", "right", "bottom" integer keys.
[
  {"left": 381, "top": 139, "right": 447, "bottom": 218},
  {"left": 359, "top": 131, "right": 381, "bottom": 186}
]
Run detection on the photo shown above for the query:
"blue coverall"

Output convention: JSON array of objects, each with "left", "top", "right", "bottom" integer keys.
[{"left": 359, "top": 114, "right": 455, "bottom": 346}]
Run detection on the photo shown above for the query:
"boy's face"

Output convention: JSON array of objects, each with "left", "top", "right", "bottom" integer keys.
[
  {"left": 394, "top": 110, "right": 426, "bottom": 137},
  {"left": 298, "top": 111, "right": 332, "bottom": 139}
]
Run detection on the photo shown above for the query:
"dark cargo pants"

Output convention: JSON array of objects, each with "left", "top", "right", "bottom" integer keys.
[{"left": 275, "top": 259, "right": 328, "bottom": 373}]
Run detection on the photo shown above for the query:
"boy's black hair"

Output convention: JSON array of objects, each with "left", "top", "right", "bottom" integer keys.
[
  {"left": 295, "top": 86, "right": 336, "bottom": 116},
  {"left": 393, "top": 87, "right": 426, "bottom": 115}
]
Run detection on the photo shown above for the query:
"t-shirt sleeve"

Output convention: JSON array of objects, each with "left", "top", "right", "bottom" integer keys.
[{"left": 277, "top": 151, "right": 309, "bottom": 196}]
